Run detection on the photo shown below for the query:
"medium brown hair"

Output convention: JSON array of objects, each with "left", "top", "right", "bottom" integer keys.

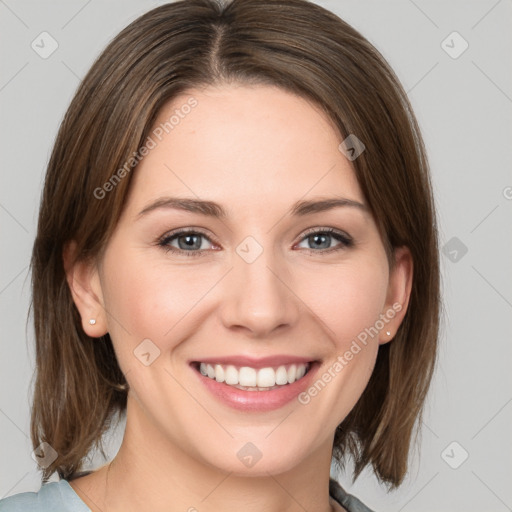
[{"left": 30, "top": 0, "right": 440, "bottom": 490}]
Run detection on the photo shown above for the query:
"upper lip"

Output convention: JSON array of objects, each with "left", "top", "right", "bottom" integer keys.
[{"left": 190, "top": 355, "right": 317, "bottom": 369}]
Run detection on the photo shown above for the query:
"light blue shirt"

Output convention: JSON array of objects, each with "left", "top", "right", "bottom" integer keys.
[
  {"left": 0, "top": 480, "right": 89, "bottom": 511},
  {"left": 0, "top": 477, "right": 375, "bottom": 512}
]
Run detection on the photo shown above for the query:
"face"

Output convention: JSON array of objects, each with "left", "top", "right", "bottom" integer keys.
[{"left": 70, "top": 83, "right": 411, "bottom": 476}]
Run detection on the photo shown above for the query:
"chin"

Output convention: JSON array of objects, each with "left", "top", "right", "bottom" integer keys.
[{"left": 196, "top": 437, "right": 311, "bottom": 478}]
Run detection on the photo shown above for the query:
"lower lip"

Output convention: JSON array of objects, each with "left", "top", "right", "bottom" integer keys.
[{"left": 191, "top": 362, "right": 320, "bottom": 412}]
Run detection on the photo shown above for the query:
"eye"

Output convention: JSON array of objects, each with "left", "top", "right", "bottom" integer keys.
[
  {"left": 156, "top": 226, "right": 354, "bottom": 258},
  {"left": 157, "top": 228, "right": 218, "bottom": 258},
  {"left": 295, "top": 227, "right": 353, "bottom": 255}
]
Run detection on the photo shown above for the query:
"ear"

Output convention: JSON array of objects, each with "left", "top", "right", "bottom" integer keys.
[
  {"left": 379, "top": 246, "right": 413, "bottom": 345},
  {"left": 63, "top": 241, "right": 108, "bottom": 338}
]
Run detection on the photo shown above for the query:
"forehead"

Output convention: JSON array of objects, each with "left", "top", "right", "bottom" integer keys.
[{"left": 126, "top": 84, "right": 363, "bottom": 214}]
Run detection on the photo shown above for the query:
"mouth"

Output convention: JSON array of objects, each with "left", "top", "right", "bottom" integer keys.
[
  {"left": 191, "top": 361, "right": 312, "bottom": 391},
  {"left": 189, "top": 357, "right": 321, "bottom": 411}
]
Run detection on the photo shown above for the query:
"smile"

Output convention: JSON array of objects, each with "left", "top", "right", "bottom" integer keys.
[
  {"left": 190, "top": 357, "right": 320, "bottom": 411},
  {"left": 197, "top": 362, "right": 310, "bottom": 391}
]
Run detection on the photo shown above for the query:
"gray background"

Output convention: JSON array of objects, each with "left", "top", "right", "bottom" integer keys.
[{"left": 1, "top": 0, "right": 511, "bottom": 510}]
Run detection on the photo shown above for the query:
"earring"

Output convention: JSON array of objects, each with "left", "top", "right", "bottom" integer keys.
[
  {"left": 386, "top": 331, "right": 391, "bottom": 336},
  {"left": 89, "top": 319, "right": 96, "bottom": 325}
]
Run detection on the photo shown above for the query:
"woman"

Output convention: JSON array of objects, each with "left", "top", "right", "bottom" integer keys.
[{"left": 0, "top": 0, "right": 439, "bottom": 511}]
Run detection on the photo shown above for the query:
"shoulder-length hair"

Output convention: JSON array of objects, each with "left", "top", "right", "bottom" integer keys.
[{"left": 30, "top": 0, "right": 440, "bottom": 490}]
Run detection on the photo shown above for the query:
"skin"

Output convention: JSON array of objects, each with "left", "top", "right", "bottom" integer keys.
[{"left": 65, "top": 83, "right": 412, "bottom": 512}]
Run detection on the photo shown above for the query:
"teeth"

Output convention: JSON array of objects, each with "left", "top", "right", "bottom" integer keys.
[
  {"left": 214, "top": 364, "right": 225, "bottom": 383},
  {"left": 239, "top": 366, "right": 257, "bottom": 387},
  {"left": 225, "top": 365, "right": 238, "bottom": 385},
  {"left": 257, "top": 367, "right": 275, "bottom": 387},
  {"left": 198, "top": 362, "right": 310, "bottom": 389},
  {"left": 275, "top": 366, "right": 288, "bottom": 385},
  {"left": 287, "top": 364, "right": 296, "bottom": 384}
]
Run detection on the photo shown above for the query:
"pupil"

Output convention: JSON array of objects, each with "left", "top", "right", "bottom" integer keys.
[
  {"left": 180, "top": 235, "right": 200, "bottom": 250},
  {"left": 312, "top": 234, "right": 329, "bottom": 249}
]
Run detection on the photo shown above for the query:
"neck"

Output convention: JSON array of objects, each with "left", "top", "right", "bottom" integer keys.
[{"left": 101, "top": 393, "right": 338, "bottom": 512}]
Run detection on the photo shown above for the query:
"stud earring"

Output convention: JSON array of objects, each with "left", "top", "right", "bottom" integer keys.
[
  {"left": 386, "top": 331, "right": 391, "bottom": 336},
  {"left": 89, "top": 319, "right": 96, "bottom": 325}
]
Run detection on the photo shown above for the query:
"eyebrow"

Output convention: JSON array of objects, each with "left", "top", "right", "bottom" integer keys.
[{"left": 137, "top": 196, "right": 368, "bottom": 219}]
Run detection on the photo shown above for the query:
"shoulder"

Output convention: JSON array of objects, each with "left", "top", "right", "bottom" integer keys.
[
  {"left": 0, "top": 480, "right": 90, "bottom": 512},
  {"left": 329, "top": 478, "right": 376, "bottom": 512}
]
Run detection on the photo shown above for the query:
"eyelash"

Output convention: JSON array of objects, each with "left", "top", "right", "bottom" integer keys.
[{"left": 156, "top": 227, "right": 354, "bottom": 258}]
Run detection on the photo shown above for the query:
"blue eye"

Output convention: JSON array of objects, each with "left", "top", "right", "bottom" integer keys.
[
  {"left": 295, "top": 227, "right": 353, "bottom": 255},
  {"left": 157, "top": 229, "right": 215, "bottom": 258},
  {"left": 157, "top": 227, "right": 353, "bottom": 258}
]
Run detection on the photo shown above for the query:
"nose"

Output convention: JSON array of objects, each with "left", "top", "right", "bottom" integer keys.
[{"left": 218, "top": 245, "right": 301, "bottom": 338}]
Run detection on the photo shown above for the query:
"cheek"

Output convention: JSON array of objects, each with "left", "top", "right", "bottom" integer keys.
[
  {"left": 293, "top": 258, "right": 389, "bottom": 423},
  {"left": 100, "top": 248, "right": 215, "bottom": 364},
  {"left": 298, "top": 257, "right": 389, "bottom": 346}
]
